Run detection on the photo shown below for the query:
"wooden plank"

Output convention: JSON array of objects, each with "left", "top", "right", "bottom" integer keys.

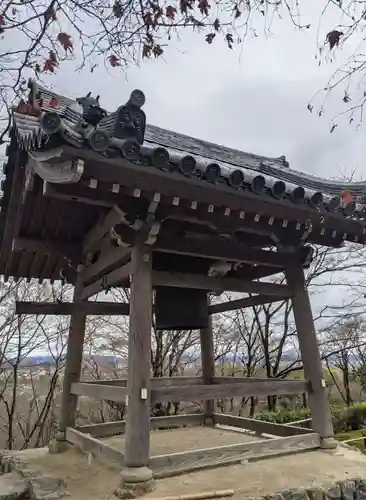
[
  {"left": 16, "top": 300, "right": 129, "bottom": 315},
  {"left": 12, "top": 237, "right": 80, "bottom": 262},
  {"left": 70, "top": 382, "right": 128, "bottom": 402},
  {"left": 80, "top": 262, "right": 131, "bottom": 300},
  {"left": 212, "top": 376, "right": 278, "bottom": 384},
  {"left": 84, "top": 377, "right": 204, "bottom": 387},
  {"left": 83, "top": 205, "right": 128, "bottom": 255},
  {"left": 213, "top": 413, "right": 311, "bottom": 437},
  {"left": 65, "top": 427, "right": 125, "bottom": 465},
  {"left": 150, "top": 433, "right": 320, "bottom": 478},
  {"left": 151, "top": 379, "right": 309, "bottom": 403},
  {"left": 154, "top": 237, "right": 304, "bottom": 268},
  {"left": 80, "top": 246, "right": 131, "bottom": 285},
  {"left": 209, "top": 294, "right": 290, "bottom": 314},
  {"left": 76, "top": 414, "right": 205, "bottom": 438},
  {"left": 152, "top": 271, "right": 293, "bottom": 296}
]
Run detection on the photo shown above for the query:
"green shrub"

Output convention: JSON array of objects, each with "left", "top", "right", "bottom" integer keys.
[
  {"left": 255, "top": 407, "right": 311, "bottom": 424},
  {"left": 344, "top": 403, "right": 366, "bottom": 431}
]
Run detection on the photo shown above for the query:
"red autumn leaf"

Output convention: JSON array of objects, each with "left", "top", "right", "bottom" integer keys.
[
  {"left": 226, "top": 32, "right": 234, "bottom": 49},
  {"left": 179, "top": 0, "right": 194, "bottom": 15},
  {"left": 34, "top": 63, "right": 41, "bottom": 74},
  {"left": 43, "top": 52, "right": 58, "bottom": 73},
  {"left": 57, "top": 32, "right": 73, "bottom": 52},
  {"left": 166, "top": 5, "right": 176, "bottom": 19},
  {"left": 49, "top": 50, "right": 57, "bottom": 63},
  {"left": 198, "top": 0, "right": 210, "bottom": 16},
  {"left": 326, "top": 30, "right": 343, "bottom": 50},
  {"left": 142, "top": 44, "right": 151, "bottom": 58},
  {"left": 108, "top": 54, "right": 120, "bottom": 67},
  {"left": 142, "top": 12, "right": 153, "bottom": 26},
  {"left": 0, "top": 14, "right": 5, "bottom": 25},
  {"left": 205, "top": 33, "right": 215, "bottom": 44},
  {"left": 44, "top": 6, "right": 57, "bottom": 22},
  {"left": 213, "top": 18, "right": 220, "bottom": 31},
  {"left": 152, "top": 44, "right": 163, "bottom": 57},
  {"left": 49, "top": 97, "right": 59, "bottom": 108}
]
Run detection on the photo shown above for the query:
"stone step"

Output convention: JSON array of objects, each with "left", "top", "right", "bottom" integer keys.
[{"left": 0, "top": 472, "right": 29, "bottom": 500}]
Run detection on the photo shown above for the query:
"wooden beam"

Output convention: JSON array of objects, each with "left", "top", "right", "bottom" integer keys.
[
  {"left": 150, "top": 433, "right": 320, "bottom": 478},
  {"left": 213, "top": 413, "right": 311, "bottom": 437},
  {"left": 152, "top": 271, "right": 293, "bottom": 296},
  {"left": 65, "top": 428, "right": 125, "bottom": 465},
  {"left": 150, "top": 379, "right": 309, "bottom": 403},
  {"left": 70, "top": 382, "right": 128, "bottom": 402},
  {"left": 12, "top": 237, "right": 80, "bottom": 262},
  {"left": 76, "top": 414, "right": 205, "bottom": 439},
  {"left": 80, "top": 246, "right": 131, "bottom": 285},
  {"left": 85, "top": 377, "right": 204, "bottom": 387},
  {"left": 16, "top": 301, "right": 129, "bottom": 316},
  {"left": 209, "top": 294, "right": 290, "bottom": 315},
  {"left": 80, "top": 261, "right": 131, "bottom": 300},
  {"left": 153, "top": 237, "right": 306, "bottom": 268},
  {"left": 83, "top": 205, "right": 130, "bottom": 256}
]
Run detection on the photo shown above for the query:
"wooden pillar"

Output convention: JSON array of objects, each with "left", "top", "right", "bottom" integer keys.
[
  {"left": 121, "top": 245, "right": 153, "bottom": 489},
  {"left": 50, "top": 282, "right": 86, "bottom": 452},
  {"left": 200, "top": 296, "right": 215, "bottom": 424},
  {"left": 286, "top": 266, "right": 336, "bottom": 449}
]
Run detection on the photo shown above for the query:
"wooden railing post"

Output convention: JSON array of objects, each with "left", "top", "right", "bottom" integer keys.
[
  {"left": 119, "top": 245, "right": 154, "bottom": 495},
  {"left": 50, "top": 281, "right": 86, "bottom": 453},
  {"left": 286, "top": 266, "right": 336, "bottom": 449},
  {"left": 200, "top": 295, "right": 215, "bottom": 423}
]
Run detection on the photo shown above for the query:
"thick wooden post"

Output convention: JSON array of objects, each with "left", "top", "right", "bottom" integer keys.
[
  {"left": 200, "top": 297, "right": 215, "bottom": 423},
  {"left": 286, "top": 266, "right": 336, "bottom": 449},
  {"left": 120, "top": 245, "right": 154, "bottom": 491},
  {"left": 50, "top": 282, "right": 86, "bottom": 452}
]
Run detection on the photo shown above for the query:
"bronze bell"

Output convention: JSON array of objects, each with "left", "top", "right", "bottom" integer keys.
[{"left": 155, "top": 286, "right": 209, "bottom": 331}]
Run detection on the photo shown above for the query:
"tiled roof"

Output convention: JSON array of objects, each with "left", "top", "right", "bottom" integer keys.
[{"left": 10, "top": 80, "right": 366, "bottom": 220}]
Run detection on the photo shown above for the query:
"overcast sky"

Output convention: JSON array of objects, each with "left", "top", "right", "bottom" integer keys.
[{"left": 36, "top": 0, "right": 365, "bottom": 182}]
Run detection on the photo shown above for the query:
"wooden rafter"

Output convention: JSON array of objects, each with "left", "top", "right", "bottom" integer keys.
[
  {"left": 209, "top": 294, "right": 290, "bottom": 315},
  {"left": 80, "top": 261, "right": 131, "bottom": 300},
  {"left": 80, "top": 246, "right": 131, "bottom": 285},
  {"left": 152, "top": 271, "right": 293, "bottom": 296},
  {"left": 16, "top": 301, "right": 130, "bottom": 316},
  {"left": 12, "top": 237, "right": 80, "bottom": 262}
]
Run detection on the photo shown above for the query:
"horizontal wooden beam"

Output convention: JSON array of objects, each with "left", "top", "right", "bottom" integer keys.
[
  {"left": 213, "top": 413, "right": 311, "bottom": 437},
  {"left": 150, "top": 433, "right": 320, "bottom": 478},
  {"left": 80, "top": 246, "right": 131, "bottom": 285},
  {"left": 12, "top": 237, "right": 80, "bottom": 262},
  {"left": 84, "top": 376, "right": 204, "bottom": 387},
  {"left": 76, "top": 413, "right": 205, "bottom": 438},
  {"left": 80, "top": 262, "right": 131, "bottom": 300},
  {"left": 83, "top": 205, "right": 129, "bottom": 256},
  {"left": 65, "top": 427, "right": 124, "bottom": 465},
  {"left": 152, "top": 271, "right": 293, "bottom": 296},
  {"left": 70, "top": 382, "right": 127, "bottom": 402},
  {"left": 209, "top": 294, "right": 290, "bottom": 314},
  {"left": 16, "top": 301, "right": 129, "bottom": 316},
  {"left": 151, "top": 379, "right": 309, "bottom": 403},
  {"left": 154, "top": 236, "right": 305, "bottom": 268}
]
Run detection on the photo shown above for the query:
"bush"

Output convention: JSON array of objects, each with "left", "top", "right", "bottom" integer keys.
[
  {"left": 255, "top": 407, "right": 311, "bottom": 424},
  {"left": 335, "top": 429, "right": 366, "bottom": 452},
  {"left": 344, "top": 403, "right": 366, "bottom": 431}
]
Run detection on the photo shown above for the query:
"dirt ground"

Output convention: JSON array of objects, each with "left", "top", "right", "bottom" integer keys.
[
  {"left": 105, "top": 426, "right": 262, "bottom": 456},
  {"left": 7, "top": 433, "right": 366, "bottom": 500}
]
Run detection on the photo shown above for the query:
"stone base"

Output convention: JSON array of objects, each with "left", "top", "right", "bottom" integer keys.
[
  {"left": 48, "top": 439, "right": 69, "bottom": 454},
  {"left": 320, "top": 437, "right": 338, "bottom": 450},
  {"left": 115, "top": 467, "right": 154, "bottom": 499}
]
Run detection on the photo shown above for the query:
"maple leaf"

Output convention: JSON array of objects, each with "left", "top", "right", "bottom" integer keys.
[
  {"left": 112, "top": 1, "right": 123, "bottom": 17},
  {"left": 49, "top": 50, "right": 57, "bottom": 63},
  {"left": 43, "top": 59, "right": 57, "bottom": 73},
  {"left": 143, "top": 12, "right": 153, "bottom": 26},
  {"left": 34, "top": 63, "right": 41, "bottom": 74},
  {"left": 326, "top": 30, "right": 343, "bottom": 50},
  {"left": 166, "top": 5, "right": 176, "bottom": 19},
  {"left": 198, "top": 0, "right": 210, "bottom": 16},
  {"left": 44, "top": 6, "right": 57, "bottom": 22},
  {"left": 142, "top": 44, "right": 151, "bottom": 58},
  {"left": 57, "top": 32, "right": 73, "bottom": 52},
  {"left": 205, "top": 33, "right": 215, "bottom": 44},
  {"left": 213, "top": 18, "right": 220, "bottom": 31},
  {"left": 153, "top": 44, "right": 163, "bottom": 57},
  {"left": 226, "top": 33, "right": 234, "bottom": 49},
  {"left": 233, "top": 4, "right": 241, "bottom": 18},
  {"left": 108, "top": 54, "right": 120, "bottom": 67}
]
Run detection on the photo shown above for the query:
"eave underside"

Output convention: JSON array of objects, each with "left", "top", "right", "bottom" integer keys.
[{"left": 0, "top": 144, "right": 364, "bottom": 284}]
